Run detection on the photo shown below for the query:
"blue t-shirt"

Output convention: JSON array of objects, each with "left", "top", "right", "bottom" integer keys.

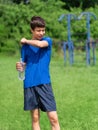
[{"left": 21, "top": 37, "right": 52, "bottom": 88}]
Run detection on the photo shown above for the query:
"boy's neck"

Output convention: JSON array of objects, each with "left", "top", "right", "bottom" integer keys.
[{"left": 32, "top": 37, "right": 42, "bottom": 40}]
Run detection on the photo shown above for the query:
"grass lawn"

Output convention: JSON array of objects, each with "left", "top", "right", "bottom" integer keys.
[{"left": 0, "top": 53, "right": 98, "bottom": 130}]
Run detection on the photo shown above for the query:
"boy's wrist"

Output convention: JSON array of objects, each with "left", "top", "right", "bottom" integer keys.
[{"left": 21, "top": 38, "right": 28, "bottom": 44}]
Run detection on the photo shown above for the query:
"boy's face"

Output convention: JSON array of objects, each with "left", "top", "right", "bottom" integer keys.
[{"left": 31, "top": 27, "right": 45, "bottom": 40}]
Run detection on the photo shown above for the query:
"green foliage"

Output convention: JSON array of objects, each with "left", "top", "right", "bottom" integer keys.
[
  {"left": 61, "top": 0, "right": 98, "bottom": 10},
  {"left": 0, "top": 1, "right": 65, "bottom": 54},
  {"left": 0, "top": 1, "right": 98, "bottom": 54}
]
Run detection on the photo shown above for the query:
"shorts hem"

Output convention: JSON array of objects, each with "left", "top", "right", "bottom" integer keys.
[{"left": 24, "top": 107, "right": 38, "bottom": 111}]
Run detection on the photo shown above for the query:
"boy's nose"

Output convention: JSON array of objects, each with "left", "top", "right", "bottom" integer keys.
[{"left": 40, "top": 31, "right": 44, "bottom": 34}]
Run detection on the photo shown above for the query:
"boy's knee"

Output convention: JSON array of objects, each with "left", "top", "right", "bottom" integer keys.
[
  {"left": 33, "top": 115, "right": 39, "bottom": 123},
  {"left": 50, "top": 116, "right": 59, "bottom": 125}
]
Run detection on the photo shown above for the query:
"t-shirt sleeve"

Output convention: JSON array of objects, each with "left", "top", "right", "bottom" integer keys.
[{"left": 43, "top": 37, "right": 52, "bottom": 48}]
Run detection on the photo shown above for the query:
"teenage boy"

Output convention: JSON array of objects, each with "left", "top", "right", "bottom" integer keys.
[{"left": 16, "top": 16, "right": 60, "bottom": 130}]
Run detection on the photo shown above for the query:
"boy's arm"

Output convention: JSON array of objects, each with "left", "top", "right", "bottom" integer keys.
[{"left": 20, "top": 38, "right": 48, "bottom": 48}]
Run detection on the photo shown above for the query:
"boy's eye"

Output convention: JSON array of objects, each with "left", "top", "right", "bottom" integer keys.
[
  {"left": 37, "top": 30, "right": 45, "bottom": 32},
  {"left": 38, "top": 29, "right": 44, "bottom": 31}
]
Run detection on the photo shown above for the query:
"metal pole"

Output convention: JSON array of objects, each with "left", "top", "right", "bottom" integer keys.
[
  {"left": 58, "top": 14, "right": 76, "bottom": 65},
  {"left": 78, "top": 12, "right": 96, "bottom": 65},
  {"left": 92, "top": 41, "right": 96, "bottom": 65},
  {"left": 86, "top": 13, "right": 90, "bottom": 65}
]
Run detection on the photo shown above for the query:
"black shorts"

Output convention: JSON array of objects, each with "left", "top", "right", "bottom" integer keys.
[{"left": 24, "top": 83, "right": 57, "bottom": 112}]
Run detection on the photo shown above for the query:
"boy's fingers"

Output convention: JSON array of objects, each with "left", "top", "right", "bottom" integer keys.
[
  {"left": 16, "top": 62, "right": 26, "bottom": 71},
  {"left": 16, "top": 62, "right": 22, "bottom": 69}
]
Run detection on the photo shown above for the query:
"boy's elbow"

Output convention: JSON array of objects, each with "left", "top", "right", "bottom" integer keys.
[{"left": 39, "top": 41, "right": 48, "bottom": 48}]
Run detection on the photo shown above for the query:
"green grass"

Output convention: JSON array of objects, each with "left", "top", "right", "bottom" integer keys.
[{"left": 0, "top": 53, "right": 98, "bottom": 130}]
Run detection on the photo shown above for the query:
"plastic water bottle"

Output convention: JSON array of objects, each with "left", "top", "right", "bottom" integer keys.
[{"left": 18, "top": 58, "right": 25, "bottom": 80}]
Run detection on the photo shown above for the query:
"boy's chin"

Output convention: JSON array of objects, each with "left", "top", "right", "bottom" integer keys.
[{"left": 37, "top": 37, "right": 43, "bottom": 40}]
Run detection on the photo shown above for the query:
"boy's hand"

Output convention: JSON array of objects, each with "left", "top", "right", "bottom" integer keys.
[
  {"left": 16, "top": 62, "right": 26, "bottom": 72},
  {"left": 20, "top": 38, "right": 27, "bottom": 44}
]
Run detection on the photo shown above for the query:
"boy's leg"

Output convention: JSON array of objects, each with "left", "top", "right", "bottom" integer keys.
[
  {"left": 30, "top": 109, "right": 40, "bottom": 130},
  {"left": 47, "top": 111, "right": 60, "bottom": 130}
]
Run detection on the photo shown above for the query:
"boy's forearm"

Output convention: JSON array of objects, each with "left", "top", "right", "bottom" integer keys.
[
  {"left": 21, "top": 38, "right": 48, "bottom": 48},
  {"left": 26, "top": 39, "right": 44, "bottom": 47}
]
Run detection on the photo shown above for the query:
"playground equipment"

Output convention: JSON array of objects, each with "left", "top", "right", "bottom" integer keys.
[
  {"left": 78, "top": 12, "right": 97, "bottom": 65},
  {"left": 59, "top": 12, "right": 97, "bottom": 65},
  {"left": 58, "top": 14, "right": 77, "bottom": 65}
]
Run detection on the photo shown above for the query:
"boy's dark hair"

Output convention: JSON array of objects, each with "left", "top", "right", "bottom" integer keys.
[{"left": 30, "top": 16, "right": 45, "bottom": 30}]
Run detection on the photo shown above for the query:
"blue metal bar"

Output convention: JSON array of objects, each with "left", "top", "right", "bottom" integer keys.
[
  {"left": 92, "top": 41, "right": 96, "bottom": 65},
  {"left": 67, "top": 14, "right": 71, "bottom": 42},
  {"left": 86, "top": 40, "right": 90, "bottom": 65},
  {"left": 58, "top": 14, "right": 76, "bottom": 65},
  {"left": 63, "top": 42, "right": 67, "bottom": 65},
  {"left": 68, "top": 41, "right": 74, "bottom": 65},
  {"left": 78, "top": 12, "right": 96, "bottom": 65}
]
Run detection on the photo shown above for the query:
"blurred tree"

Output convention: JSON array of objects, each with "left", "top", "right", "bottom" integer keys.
[
  {"left": 61, "top": 0, "right": 98, "bottom": 10},
  {"left": 12, "top": 0, "right": 22, "bottom": 4},
  {"left": 24, "top": 0, "right": 30, "bottom": 4},
  {"left": 10, "top": 0, "right": 30, "bottom": 4}
]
